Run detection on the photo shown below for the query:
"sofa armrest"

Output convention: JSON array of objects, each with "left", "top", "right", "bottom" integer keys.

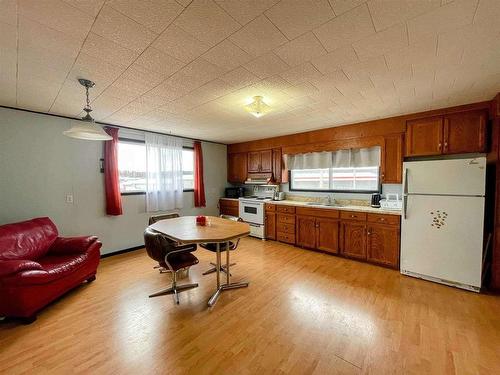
[
  {"left": 48, "top": 236, "right": 99, "bottom": 255},
  {"left": 0, "top": 259, "right": 43, "bottom": 277}
]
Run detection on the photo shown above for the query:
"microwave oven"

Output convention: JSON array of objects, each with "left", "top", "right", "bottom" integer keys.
[{"left": 225, "top": 187, "right": 245, "bottom": 198}]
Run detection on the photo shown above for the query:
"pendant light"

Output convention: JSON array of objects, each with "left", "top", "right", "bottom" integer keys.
[
  {"left": 244, "top": 96, "right": 271, "bottom": 118},
  {"left": 63, "top": 79, "right": 112, "bottom": 141}
]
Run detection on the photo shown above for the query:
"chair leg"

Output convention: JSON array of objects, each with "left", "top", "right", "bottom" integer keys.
[{"left": 149, "top": 271, "right": 198, "bottom": 303}]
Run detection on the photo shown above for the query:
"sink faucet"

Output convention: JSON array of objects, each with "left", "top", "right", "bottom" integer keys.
[{"left": 326, "top": 194, "right": 335, "bottom": 205}]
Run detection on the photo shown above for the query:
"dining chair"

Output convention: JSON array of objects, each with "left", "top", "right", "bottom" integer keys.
[
  {"left": 144, "top": 227, "right": 199, "bottom": 304},
  {"left": 199, "top": 215, "right": 243, "bottom": 276}
]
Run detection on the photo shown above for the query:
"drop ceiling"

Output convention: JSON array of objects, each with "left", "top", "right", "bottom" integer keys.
[{"left": 0, "top": 0, "right": 499, "bottom": 144}]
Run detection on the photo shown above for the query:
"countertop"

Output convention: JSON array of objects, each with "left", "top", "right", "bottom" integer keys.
[
  {"left": 219, "top": 197, "right": 239, "bottom": 201},
  {"left": 220, "top": 197, "right": 401, "bottom": 216},
  {"left": 267, "top": 200, "right": 402, "bottom": 216}
]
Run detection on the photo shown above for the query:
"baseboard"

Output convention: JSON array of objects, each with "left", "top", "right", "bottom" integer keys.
[{"left": 100, "top": 245, "right": 144, "bottom": 258}]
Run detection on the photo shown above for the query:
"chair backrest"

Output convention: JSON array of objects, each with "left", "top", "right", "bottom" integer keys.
[
  {"left": 0, "top": 217, "right": 58, "bottom": 261},
  {"left": 148, "top": 213, "right": 179, "bottom": 225},
  {"left": 143, "top": 227, "right": 177, "bottom": 263},
  {"left": 219, "top": 215, "right": 243, "bottom": 249}
]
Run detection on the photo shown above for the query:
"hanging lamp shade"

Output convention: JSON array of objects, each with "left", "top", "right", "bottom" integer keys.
[
  {"left": 63, "top": 79, "right": 112, "bottom": 141},
  {"left": 244, "top": 96, "right": 271, "bottom": 118}
]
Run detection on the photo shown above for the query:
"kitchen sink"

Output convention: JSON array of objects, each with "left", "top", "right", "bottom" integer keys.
[{"left": 305, "top": 202, "right": 344, "bottom": 207}]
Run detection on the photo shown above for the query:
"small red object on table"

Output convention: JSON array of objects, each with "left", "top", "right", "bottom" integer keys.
[{"left": 196, "top": 215, "right": 207, "bottom": 226}]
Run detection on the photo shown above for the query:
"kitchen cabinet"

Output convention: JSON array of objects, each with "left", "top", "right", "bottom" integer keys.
[
  {"left": 276, "top": 205, "right": 296, "bottom": 244},
  {"left": 272, "top": 148, "right": 282, "bottom": 183},
  {"left": 248, "top": 150, "right": 273, "bottom": 173},
  {"left": 382, "top": 134, "right": 403, "bottom": 184},
  {"left": 219, "top": 199, "right": 239, "bottom": 217},
  {"left": 405, "top": 116, "right": 443, "bottom": 157},
  {"left": 227, "top": 153, "right": 247, "bottom": 183},
  {"left": 264, "top": 203, "right": 276, "bottom": 240},
  {"left": 296, "top": 215, "right": 316, "bottom": 249},
  {"left": 341, "top": 221, "right": 367, "bottom": 260},
  {"left": 316, "top": 217, "right": 339, "bottom": 254},
  {"left": 405, "top": 110, "right": 487, "bottom": 157},
  {"left": 367, "top": 224, "right": 400, "bottom": 268},
  {"left": 443, "top": 110, "right": 487, "bottom": 154}
]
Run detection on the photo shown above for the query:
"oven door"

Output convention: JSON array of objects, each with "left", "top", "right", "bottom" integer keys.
[{"left": 239, "top": 200, "right": 264, "bottom": 225}]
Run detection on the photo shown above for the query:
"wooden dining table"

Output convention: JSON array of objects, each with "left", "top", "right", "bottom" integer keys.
[{"left": 149, "top": 216, "right": 251, "bottom": 307}]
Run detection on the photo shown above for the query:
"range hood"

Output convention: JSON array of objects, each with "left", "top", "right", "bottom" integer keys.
[{"left": 244, "top": 172, "right": 273, "bottom": 185}]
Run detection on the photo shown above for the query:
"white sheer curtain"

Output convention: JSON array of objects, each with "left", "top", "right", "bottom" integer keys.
[
  {"left": 287, "top": 146, "right": 381, "bottom": 169},
  {"left": 145, "top": 133, "right": 183, "bottom": 212}
]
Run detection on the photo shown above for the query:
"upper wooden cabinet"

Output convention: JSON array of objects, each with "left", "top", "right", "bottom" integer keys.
[
  {"left": 382, "top": 134, "right": 403, "bottom": 184},
  {"left": 248, "top": 150, "right": 272, "bottom": 173},
  {"left": 405, "top": 116, "right": 443, "bottom": 157},
  {"left": 272, "top": 148, "right": 282, "bottom": 183},
  {"left": 227, "top": 153, "right": 247, "bottom": 183},
  {"left": 443, "top": 111, "right": 487, "bottom": 154},
  {"left": 405, "top": 110, "right": 487, "bottom": 157}
]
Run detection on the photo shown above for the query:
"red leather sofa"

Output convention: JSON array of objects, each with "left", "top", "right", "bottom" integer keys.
[{"left": 0, "top": 217, "right": 101, "bottom": 323}]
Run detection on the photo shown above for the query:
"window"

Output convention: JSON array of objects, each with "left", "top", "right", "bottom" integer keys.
[
  {"left": 289, "top": 167, "right": 380, "bottom": 193},
  {"left": 117, "top": 139, "right": 194, "bottom": 194}
]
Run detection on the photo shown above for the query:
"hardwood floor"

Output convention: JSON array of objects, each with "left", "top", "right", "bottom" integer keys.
[{"left": 1, "top": 237, "right": 499, "bottom": 374}]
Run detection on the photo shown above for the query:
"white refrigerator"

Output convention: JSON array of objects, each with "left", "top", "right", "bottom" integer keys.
[{"left": 400, "top": 157, "right": 486, "bottom": 292}]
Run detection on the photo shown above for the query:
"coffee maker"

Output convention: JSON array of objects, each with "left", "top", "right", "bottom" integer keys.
[{"left": 371, "top": 193, "right": 381, "bottom": 208}]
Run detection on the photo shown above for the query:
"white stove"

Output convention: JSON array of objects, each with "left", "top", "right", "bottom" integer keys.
[{"left": 239, "top": 196, "right": 273, "bottom": 239}]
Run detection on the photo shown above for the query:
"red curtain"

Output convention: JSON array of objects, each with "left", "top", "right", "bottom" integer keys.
[
  {"left": 104, "top": 127, "right": 123, "bottom": 215},
  {"left": 193, "top": 141, "right": 206, "bottom": 207}
]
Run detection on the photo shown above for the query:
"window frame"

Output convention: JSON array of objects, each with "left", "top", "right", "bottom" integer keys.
[
  {"left": 288, "top": 167, "right": 381, "bottom": 194},
  {"left": 117, "top": 137, "right": 194, "bottom": 195}
]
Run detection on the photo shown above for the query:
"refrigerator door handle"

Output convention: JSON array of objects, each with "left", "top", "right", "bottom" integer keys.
[
  {"left": 403, "top": 168, "right": 408, "bottom": 195},
  {"left": 403, "top": 194, "right": 408, "bottom": 219}
]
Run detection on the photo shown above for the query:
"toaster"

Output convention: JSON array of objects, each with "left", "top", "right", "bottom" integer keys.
[{"left": 273, "top": 192, "right": 286, "bottom": 201}]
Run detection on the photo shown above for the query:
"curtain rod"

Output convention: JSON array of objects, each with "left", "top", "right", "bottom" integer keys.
[{"left": 0, "top": 105, "right": 226, "bottom": 146}]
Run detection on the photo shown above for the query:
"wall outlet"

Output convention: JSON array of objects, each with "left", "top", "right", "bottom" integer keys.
[{"left": 66, "top": 194, "right": 74, "bottom": 204}]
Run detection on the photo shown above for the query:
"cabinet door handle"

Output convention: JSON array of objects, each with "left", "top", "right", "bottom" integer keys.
[{"left": 438, "top": 142, "right": 442, "bottom": 150}]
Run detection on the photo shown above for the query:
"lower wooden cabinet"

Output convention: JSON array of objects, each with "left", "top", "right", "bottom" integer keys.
[
  {"left": 316, "top": 217, "right": 339, "bottom": 254},
  {"left": 341, "top": 221, "right": 367, "bottom": 260},
  {"left": 296, "top": 215, "right": 316, "bottom": 248},
  {"left": 265, "top": 212, "right": 276, "bottom": 240},
  {"left": 219, "top": 199, "right": 239, "bottom": 217},
  {"left": 367, "top": 224, "right": 400, "bottom": 268}
]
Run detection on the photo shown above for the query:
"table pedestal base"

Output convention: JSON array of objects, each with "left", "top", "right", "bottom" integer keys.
[{"left": 207, "top": 241, "right": 249, "bottom": 307}]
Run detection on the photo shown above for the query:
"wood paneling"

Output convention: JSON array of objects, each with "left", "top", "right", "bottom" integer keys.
[
  {"left": 227, "top": 152, "right": 247, "bottom": 183},
  {"left": 296, "top": 215, "right": 316, "bottom": 249},
  {"left": 316, "top": 217, "right": 339, "bottom": 254},
  {"left": 367, "top": 224, "right": 400, "bottom": 269},
  {"left": 443, "top": 110, "right": 487, "bottom": 154},
  {"left": 405, "top": 116, "right": 443, "bottom": 156},
  {"left": 341, "top": 222, "right": 366, "bottom": 260}
]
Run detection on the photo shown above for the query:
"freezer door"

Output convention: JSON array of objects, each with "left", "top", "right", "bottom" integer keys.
[
  {"left": 403, "top": 157, "right": 486, "bottom": 196},
  {"left": 401, "top": 195, "right": 484, "bottom": 288}
]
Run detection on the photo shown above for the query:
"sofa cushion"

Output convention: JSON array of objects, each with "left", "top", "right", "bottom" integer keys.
[{"left": 0, "top": 217, "right": 58, "bottom": 261}]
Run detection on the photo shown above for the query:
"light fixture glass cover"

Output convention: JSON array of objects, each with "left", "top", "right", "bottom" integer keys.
[
  {"left": 244, "top": 96, "right": 271, "bottom": 118},
  {"left": 63, "top": 79, "right": 112, "bottom": 141}
]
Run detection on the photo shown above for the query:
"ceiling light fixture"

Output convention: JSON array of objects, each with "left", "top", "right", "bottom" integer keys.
[
  {"left": 63, "top": 79, "right": 112, "bottom": 141},
  {"left": 245, "top": 96, "right": 271, "bottom": 118}
]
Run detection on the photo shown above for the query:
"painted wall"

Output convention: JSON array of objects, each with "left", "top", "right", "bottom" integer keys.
[{"left": 0, "top": 107, "right": 227, "bottom": 254}]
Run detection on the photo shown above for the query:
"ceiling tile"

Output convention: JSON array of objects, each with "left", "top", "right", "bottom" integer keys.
[
  {"left": 342, "top": 55, "right": 388, "bottom": 80},
  {"left": 134, "top": 47, "right": 185, "bottom": 78},
  {"left": 18, "top": 0, "right": 94, "bottom": 41},
  {"left": 367, "top": 0, "right": 440, "bottom": 32},
  {"left": 220, "top": 67, "right": 260, "bottom": 89},
  {"left": 107, "top": 0, "right": 183, "bottom": 33},
  {"left": 0, "top": 0, "right": 17, "bottom": 26},
  {"left": 61, "top": 0, "right": 105, "bottom": 17},
  {"left": 384, "top": 34, "right": 436, "bottom": 71},
  {"left": 274, "top": 32, "right": 327, "bottom": 67},
  {"left": 311, "top": 45, "right": 359, "bottom": 74},
  {"left": 215, "top": 0, "right": 279, "bottom": 25},
  {"left": 282, "top": 82, "right": 319, "bottom": 98},
  {"left": 407, "top": 0, "right": 477, "bottom": 43},
  {"left": 92, "top": 5, "right": 158, "bottom": 53},
  {"left": 153, "top": 24, "right": 210, "bottom": 63},
  {"left": 265, "top": 0, "right": 335, "bottom": 40},
  {"left": 328, "top": 0, "right": 367, "bottom": 16},
  {"left": 280, "top": 62, "right": 323, "bottom": 85},
  {"left": 17, "top": 78, "right": 62, "bottom": 112},
  {"left": 69, "top": 52, "right": 127, "bottom": 89},
  {"left": 81, "top": 32, "right": 139, "bottom": 69},
  {"left": 244, "top": 53, "right": 290, "bottom": 79},
  {"left": 174, "top": 0, "right": 240, "bottom": 46},
  {"left": 474, "top": 0, "right": 500, "bottom": 24},
  {"left": 166, "top": 58, "right": 225, "bottom": 93},
  {"left": 229, "top": 15, "right": 287, "bottom": 57},
  {"left": 202, "top": 39, "right": 253, "bottom": 71},
  {"left": 353, "top": 23, "right": 408, "bottom": 60},
  {"left": 313, "top": 4, "right": 375, "bottom": 51},
  {"left": 114, "top": 64, "right": 166, "bottom": 96}
]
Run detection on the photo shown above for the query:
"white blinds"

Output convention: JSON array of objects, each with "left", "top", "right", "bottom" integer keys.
[{"left": 287, "top": 146, "right": 381, "bottom": 170}]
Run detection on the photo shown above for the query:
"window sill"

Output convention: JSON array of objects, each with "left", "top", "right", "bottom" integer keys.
[
  {"left": 289, "top": 188, "right": 380, "bottom": 194},
  {"left": 121, "top": 190, "right": 194, "bottom": 196}
]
